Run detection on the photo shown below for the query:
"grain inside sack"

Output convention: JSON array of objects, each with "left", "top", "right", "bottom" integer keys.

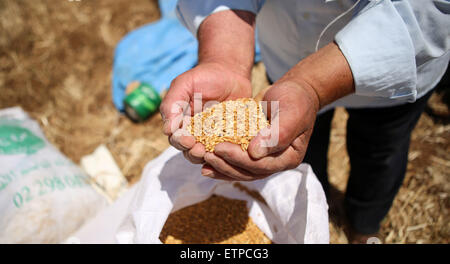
[
  {"left": 160, "top": 195, "right": 271, "bottom": 244},
  {"left": 187, "top": 98, "right": 269, "bottom": 152}
]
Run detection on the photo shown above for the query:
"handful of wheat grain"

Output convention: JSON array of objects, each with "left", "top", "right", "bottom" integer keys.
[{"left": 187, "top": 98, "right": 269, "bottom": 152}]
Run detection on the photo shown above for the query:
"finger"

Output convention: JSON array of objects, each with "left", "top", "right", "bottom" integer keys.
[
  {"left": 204, "top": 152, "right": 268, "bottom": 181},
  {"left": 248, "top": 83, "right": 309, "bottom": 159},
  {"left": 183, "top": 143, "right": 206, "bottom": 164},
  {"left": 254, "top": 85, "right": 271, "bottom": 102},
  {"left": 248, "top": 111, "right": 296, "bottom": 159},
  {"left": 169, "top": 128, "right": 196, "bottom": 151},
  {"left": 214, "top": 142, "right": 278, "bottom": 174},
  {"left": 161, "top": 101, "right": 190, "bottom": 136},
  {"left": 190, "top": 143, "right": 206, "bottom": 161},
  {"left": 290, "top": 133, "right": 310, "bottom": 157},
  {"left": 182, "top": 150, "right": 192, "bottom": 163},
  {"left": 214, "top": 141, "right": 302, "bottom": 174},
  {"left": 201, "top": 164, "right": 236, "bottom": 181},
  {"left": 160, "top": 76, "right": 192, "bottom": 136}
]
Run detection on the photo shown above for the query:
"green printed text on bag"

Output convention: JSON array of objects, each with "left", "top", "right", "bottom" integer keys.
[{"left": 0, "top": 125, "right": 45, "bottom": 155}]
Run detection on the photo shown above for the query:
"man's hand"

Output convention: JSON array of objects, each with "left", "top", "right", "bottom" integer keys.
[
  {"left": 201, "top": 42, "right": 355, "bottom": 181},
  {"left": 160, "top": 10, "right": 256, "bottom": 165},
  {"left": 160, "top": 62, "right": 252, "bottom": 163},
  {"left": 201, "top": 80, "right": 320, "bottom": 181}
]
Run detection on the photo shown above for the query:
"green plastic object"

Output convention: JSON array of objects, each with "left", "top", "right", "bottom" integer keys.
[{"left": 124, "top": 83, "right": 162, "bottom": 122}]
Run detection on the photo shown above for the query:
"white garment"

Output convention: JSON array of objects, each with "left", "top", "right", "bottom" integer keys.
[
  {"left": 72, "top": 147, "right": 330, "bottom": 244},
  {"left": 176, "top": 0, "right": 450, "bottom": 111}
]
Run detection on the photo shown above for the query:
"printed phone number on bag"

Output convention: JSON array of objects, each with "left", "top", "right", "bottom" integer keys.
[{"left": 12, "top": 173, "right": 89, "bottom": 209}]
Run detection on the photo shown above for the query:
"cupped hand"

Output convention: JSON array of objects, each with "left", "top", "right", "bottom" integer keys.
[
  {"left": 201, "top": 80, "right": 320, "bottom": 181},
  {"left": 160, "top": 62, "right": 252, "bottom": 164}
]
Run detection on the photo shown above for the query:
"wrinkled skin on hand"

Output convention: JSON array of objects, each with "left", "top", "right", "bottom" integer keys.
[
  {"left": 201, "top": 80, "right": 320, "bottom": 181},
  {"left": 160, "top": 62, "right": 252, "bottom": 166}
]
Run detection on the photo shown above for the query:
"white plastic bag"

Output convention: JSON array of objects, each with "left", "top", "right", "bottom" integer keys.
[
  {"left": 73, "top": 147, "right": 329, "bottom": 244},
  {"left": 0, "top": 107, "right": 107, "bottom": 243}
]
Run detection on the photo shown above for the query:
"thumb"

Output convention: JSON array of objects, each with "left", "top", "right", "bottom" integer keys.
[
  {"left": 254, "top": 85, "right": 271, "bottom": 102},
  {"left": 248, "top": 88, "right": 303, "bottom": 159},
  {"left": 160, "top": 77, "right": 192, "bottom": 136},
  {"left": 248, "top": 107, "right": 297, "bottom": 159}
]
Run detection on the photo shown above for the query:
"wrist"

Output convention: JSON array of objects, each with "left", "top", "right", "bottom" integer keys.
[
  {"left": 197, "top": 10, "right": 256, "bottom": 80},
  {"left": 274, "top": 79, "right": 321, "bottom": 113},
  {"left": 198, "top": 58, "right": 252, "bottom": 81},
  {"left": 278, "top": 42, "right": 355, "bottom": 109}
]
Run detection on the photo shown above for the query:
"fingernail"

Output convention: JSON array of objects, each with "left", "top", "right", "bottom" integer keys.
[
  {"left": 251, "top": 142, "right": 268, "bottom": 159},
  {"left": 201, "top": 168, "right": 213, "bottom": 177},
  {"left": 179, "top": 134, "right": 195, "bottom": 149},
  {"left": 213, "top": 145, "right": 225, "bottom": 155},
  {"left": 203, "top": 154, "right": 211, "bottom": 164}
]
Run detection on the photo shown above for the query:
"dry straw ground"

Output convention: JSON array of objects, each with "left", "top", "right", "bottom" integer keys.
[{"left": 0, "top": 0, "right": 448, "bottom": 243}]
